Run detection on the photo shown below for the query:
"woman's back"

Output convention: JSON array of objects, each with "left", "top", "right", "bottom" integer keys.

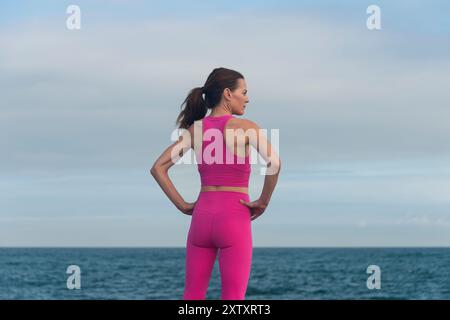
[{"left": 196, "top": 114, "right": 251, "bottom": 188}]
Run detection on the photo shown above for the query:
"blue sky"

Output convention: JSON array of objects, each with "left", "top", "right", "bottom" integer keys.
[
  {"left": 1, "top": 1, "right": 450, "bottom": 246},
  {"left": 2, "top": 0, "right": 450, "bottom": 35}
]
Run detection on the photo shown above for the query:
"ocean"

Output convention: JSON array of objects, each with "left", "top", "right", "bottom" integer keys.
[{"left": 0, "top": 248, "right": 449, "bottom": 300}]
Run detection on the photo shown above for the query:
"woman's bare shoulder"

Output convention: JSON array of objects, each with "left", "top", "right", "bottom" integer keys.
[{"left": 230, "top": 117, "right": 260, "bottom": 130}]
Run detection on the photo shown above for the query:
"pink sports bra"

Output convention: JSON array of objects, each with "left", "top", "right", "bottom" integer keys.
[{"left": 197, "top": 114, "right": 251, "bottom": 187}]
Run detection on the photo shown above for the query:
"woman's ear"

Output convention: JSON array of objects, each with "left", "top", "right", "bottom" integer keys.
[{"left": 223, "top": 87, "right": 232, "bottom": 101}]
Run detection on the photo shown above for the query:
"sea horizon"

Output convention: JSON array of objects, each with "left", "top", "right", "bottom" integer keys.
[{"left": 1, "top": 247, "right": 449, "bottom": 300}]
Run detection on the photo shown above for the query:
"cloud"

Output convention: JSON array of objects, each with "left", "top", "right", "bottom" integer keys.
[{"left": 1, "top": 12, "right": 450, "bottom": 175}]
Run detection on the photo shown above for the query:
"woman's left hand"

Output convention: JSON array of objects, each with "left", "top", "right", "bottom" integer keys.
[{"left": 180, "top": 201, "right": 197, "bottom": 216}]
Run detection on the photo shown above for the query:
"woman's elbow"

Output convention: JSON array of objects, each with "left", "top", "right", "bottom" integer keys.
[
  {"left": 150, "top": 162, "right": 169, "bottom": 177},
  {"left": 267, "top": 157, "right": 281, "bottom": 175},
  {"left": 274, "top": 158, "right": 281, "bottom": 174},
  {"left": 150, "top": 163, "right": 162, "bottom": 177}
]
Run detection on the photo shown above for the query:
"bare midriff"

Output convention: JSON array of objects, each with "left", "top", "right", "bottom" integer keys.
[{"left": 201, "top": 186, "right": 248, "bottom": 194}]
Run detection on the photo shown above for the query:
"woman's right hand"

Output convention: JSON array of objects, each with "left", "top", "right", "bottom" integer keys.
[{"left": 240, "top": 198, "right": 268, "bottom": 221}]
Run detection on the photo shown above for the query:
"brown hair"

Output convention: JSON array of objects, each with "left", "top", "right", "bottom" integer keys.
[{"left": 176, "top": 67, "right": 244, "bottom": 129}]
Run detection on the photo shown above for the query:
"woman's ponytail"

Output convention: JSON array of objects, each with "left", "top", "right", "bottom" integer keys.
[{"left": 176, "top": 86, "right": 207, "bottom": 129}]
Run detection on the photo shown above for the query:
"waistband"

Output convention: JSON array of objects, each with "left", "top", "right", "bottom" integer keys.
[{"left": 199, "top": 190, "right": 249, "bottom": 196}]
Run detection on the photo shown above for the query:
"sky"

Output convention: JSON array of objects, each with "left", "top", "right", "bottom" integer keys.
[{"left": 1, "top": 1, "right": 450, "bottom": 247}]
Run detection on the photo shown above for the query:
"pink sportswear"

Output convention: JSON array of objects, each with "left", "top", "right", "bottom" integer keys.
[
  {"left": 196, "top": 114, "right": 251, "bottom": 187},
  {"left": 183, "top": 114, "right": 253, "bottom": 300}
]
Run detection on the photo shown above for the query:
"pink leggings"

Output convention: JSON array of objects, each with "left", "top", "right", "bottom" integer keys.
[{"left": 183, "top": 191, "right": 252, "bottom": 300}]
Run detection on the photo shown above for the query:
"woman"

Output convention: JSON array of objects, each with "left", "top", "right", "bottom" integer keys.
[{"left": 150, "top": 67, "right": 281, "bottom": 300}]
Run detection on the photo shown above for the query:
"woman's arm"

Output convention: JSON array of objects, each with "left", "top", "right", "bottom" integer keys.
[
  {"left": 240, "top": 120, "right": 281, "bottom": 220},
  {"left": 150, "top": 126, "right": 195, "bottom": 215},
  {"left": 249, "top": 121, "right": 281, "bottom": 206}
]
